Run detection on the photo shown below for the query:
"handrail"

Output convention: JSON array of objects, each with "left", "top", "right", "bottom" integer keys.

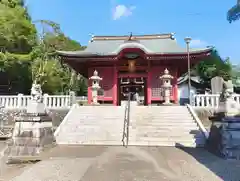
[
  {"left": 122, "top": 93, "right": 131, "bottom": 147},
  {"left": 186, "top": 104, "right": 209, "bottom": 139}
]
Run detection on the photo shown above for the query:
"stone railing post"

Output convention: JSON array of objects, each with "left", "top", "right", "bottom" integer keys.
[
  {"left": 43, "top": 94, "right": 49, "bottom": 107},
  {"left": 191, "top": 94, "right": 196, "bottom": 106},
  {"left": 69, "top": 91, "right": 76, "bottom": 106},
  {"left": 17, "top": 94, "right": 23, "bottom": 108}
]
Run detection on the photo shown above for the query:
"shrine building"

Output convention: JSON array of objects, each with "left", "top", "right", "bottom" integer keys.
[{"left": 57, "top": 33, "right": 216, "bottom": 106}]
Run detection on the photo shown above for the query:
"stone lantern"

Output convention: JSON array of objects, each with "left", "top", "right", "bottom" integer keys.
[
  {"left": 159, "top": 68, "right": 173, "bottom": 104},
  {"left": 89, "top": 70, "right": 102, "bottom": 105}
]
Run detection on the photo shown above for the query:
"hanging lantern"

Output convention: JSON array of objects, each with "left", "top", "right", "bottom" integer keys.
[{"left": 128, "top": 60, "right": 136, "bottom": 72}]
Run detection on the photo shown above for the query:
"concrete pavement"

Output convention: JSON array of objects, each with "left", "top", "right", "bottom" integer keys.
[{"left": 3, "top": 145, "right": 240, "bottom": 181}]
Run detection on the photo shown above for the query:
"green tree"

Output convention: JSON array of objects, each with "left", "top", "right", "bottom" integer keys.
[
  {"left": 31, "top": 20, "right": 87, "bottom": 95},
  {"left": 231, "top": 64, "right": 240, "bottom": 86},
  {"left": 0, "top": 2, "right": 37, "bottom": 53},
  {"left": 227, "top": 0, "right": 240, "bottom": 23},
  {"left": 195, "top": 54, "right": 232, "bottom": 87},
  {"left": 0, "top": 3, "right": 87, "bottom": 95}
]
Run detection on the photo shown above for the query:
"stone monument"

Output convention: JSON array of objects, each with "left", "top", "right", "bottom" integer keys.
[
  {"left": 211, "top": 76, "right": 224, "bottom": 94},
  {"left": 207, "top": 79, "right": 240, "bottom": 160},
  {"left": 217, "top": 80, "right": 239, "bottom": 116},
  {"left": 159, "top": 68, "right": 173, "bottom": 104},
  {"left": 5, "top": 82, "right": 54, "bottom": 163},
  {"left": 89, "top": 70, "right": 102, "bottom": 105}
]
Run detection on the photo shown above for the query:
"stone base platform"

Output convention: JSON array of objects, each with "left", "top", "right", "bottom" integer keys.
[
  {"left": 206, "top": 117, "right": 240, "bottom": 160},
  {"left": 5, "top": 113, "right": 55, "bottom": 163}
]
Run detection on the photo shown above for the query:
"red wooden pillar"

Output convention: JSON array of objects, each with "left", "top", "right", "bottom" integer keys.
[
  {"left": 113, "top": 66, "right": 118, "bottom": 105},
  {"left": 147, "top": 70, "right": 152, "bottom": 105},
  {"left": 87, "top": 68, "right": 92, "bottom": 104},
  {"left": 173, "top": 70, "right": 178, "bottom": 104}
]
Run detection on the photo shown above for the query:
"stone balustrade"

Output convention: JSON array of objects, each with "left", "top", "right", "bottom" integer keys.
[
  {"left": 1, "top": 93, "right": 240, "bottom": 109},
  {"left": 192, "top": 94, "right": 240, "bottom": 108},
  {"left": 0, "top": 94, "right": 87, "bottom": 110}
]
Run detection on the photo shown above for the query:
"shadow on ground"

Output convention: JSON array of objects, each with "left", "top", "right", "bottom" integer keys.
[{"left": 176, "top": 144, "right": 240, "bottom": 181}]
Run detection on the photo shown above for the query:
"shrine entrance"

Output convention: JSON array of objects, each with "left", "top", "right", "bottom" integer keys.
[{"left": 117, "top": 76, "right": 148, "bottom": 106}]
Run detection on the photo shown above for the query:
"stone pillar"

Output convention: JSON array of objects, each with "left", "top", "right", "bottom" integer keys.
[
  {"left": 69, "top": 91, "right": 76, "bottom": 106},
  {"left": 17, "top": 93, "right": 23, "bottom": 108},
  {"left": 159, "top": 68, "right": 173, "bottom": 105},
  {"left": 5, "top": 83, "right": 54, "bottom": 163},
  {"left": 89, "top": 70, "right": 102, "bottom": 105}
]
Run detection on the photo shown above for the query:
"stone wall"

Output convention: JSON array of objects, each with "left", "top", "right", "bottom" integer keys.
[{"left": 1, "top": 109, "right": 69, "bottom": 131}]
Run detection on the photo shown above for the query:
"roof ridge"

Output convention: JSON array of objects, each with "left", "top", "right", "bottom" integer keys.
[{"left": 92, "top": 33, "right": 175, "bottom": 41}]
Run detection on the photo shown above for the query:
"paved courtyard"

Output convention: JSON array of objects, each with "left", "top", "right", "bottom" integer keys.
[{"left": 0, "top": 145, "right": 239, "bottom": 181}]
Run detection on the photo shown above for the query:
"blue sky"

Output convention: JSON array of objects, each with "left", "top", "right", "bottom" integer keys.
[{"left": 27, "top": 0, "right": 240, "bottom": 63}]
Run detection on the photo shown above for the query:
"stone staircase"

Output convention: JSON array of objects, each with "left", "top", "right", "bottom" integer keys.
[
  {"left": 128, "top": 106, "right": 205, "bottom": 147},
  {"left": 54, "top": 104, "right": 206, "bottom": 147},
  {"left": 55, "top": 105, "right": 124, "bottom": 145}
]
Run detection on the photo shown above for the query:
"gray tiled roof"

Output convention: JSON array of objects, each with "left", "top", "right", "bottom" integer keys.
[
  {"left": 177, "top": 75, "right": 201, "bottom": 85},
  {"left": 57, "top": 34, "right": 213, "bottom": 57}
]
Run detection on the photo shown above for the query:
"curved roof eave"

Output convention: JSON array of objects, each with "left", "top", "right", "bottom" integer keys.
[
  {"left": 56, "top": 50, "right": 109, "bottom": 57},
  {"left": 56, "top": 46, "right": 214, "bottom": 58}
]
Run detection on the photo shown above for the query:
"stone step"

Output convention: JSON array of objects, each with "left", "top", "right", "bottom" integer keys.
[
  {"left": 68, "top": 114, "right": 124, "bottom": 119},
  {"left": 65, "top": 120, "right": 123, "bottom": 124},
  {"left": 59, "top": 128, "right": 122, "bottom": 134},
  {"left": 136, "top": 132, "right": 204, "bottom": 138},
  {"left": 131, "top": 125, "right": 199, "bottom": 130},
  {"left": 68, "top": 116, "right": 194, "bottom": 121},
  {"left": 64, "top": 118, "right": 123, "bottom": 122},
  {"left": 131, "top": 107, "right": 189, "bottom": 110},
  {"left": 57, "top": 135, "right": 123, "bottom": 141},
  {"left": 60, "top": 126, "right": 199, "bottom": 133},
  {"left": 132, "top": 107, "right": 189, "bottom": 110},
  {"left": 56, "top": 139, "right": 205, "bottom": 147},
  {"left": 133, "top": 129, "right": 200, "bottom": 134},
  {"left": 65, "top": 119, "right": 195, "bottom": 124},
  {"left": 132, "top": 106, "right": 188, "bottom": 109},
  {"left": 56, "top": 140, "right": 123, "bottom": 145},
  {"left": 70, "top": 109, "right": 124, "bottom": 112},
  {"left": 135, "top": 128, "right": 202, "bottom": 134},
  {"left": 57, "top": 130, "right": 204, "bottom": 138},
  {"left": 57, "top": 130, "right": 203, "bottom": 138},
  {"left": 134, "top": 136, "right": 205, "bottom": 142},
  {"left": 131, "top": 111, "right": 190, "bottom": 113},
  {"left": 133, "top": 119, "right": 195, "bottom": 123},
  {"left": 134, "top": 118, "right": 193, "bottom": 121},
  {"left": 63, "top": 121, "right": 196, "bottom": 127},
  {"left": 128, "top": 141, "right": 205, "bottom": 147},
  {"left": 56, "top": 135, "right": 204, "bottom": 144},
  {"left": 131, "top": 121, "right": 197, "bottom": 126},
  {"left": 133, "top": 115, "right": 192, "bottom": 118},
  {"left": 133, "top": 114, "right": 193, "bottom": 118}
]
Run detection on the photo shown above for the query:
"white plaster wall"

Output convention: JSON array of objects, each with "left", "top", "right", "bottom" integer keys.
[{"left": 178, "top": 84, "right": 197, "bottom": 99}]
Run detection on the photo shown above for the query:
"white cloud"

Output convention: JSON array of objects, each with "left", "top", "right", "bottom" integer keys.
[
  {"left": 190, "top": 39, "right": 208, "bottom": 47},
  {"left": 112, "top": 5, "right": 136, "bottom": 20}
]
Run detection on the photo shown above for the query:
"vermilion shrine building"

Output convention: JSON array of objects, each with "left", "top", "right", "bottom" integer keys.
[{"left": 57, "top": 33, "right": 214, "bottom": 106}]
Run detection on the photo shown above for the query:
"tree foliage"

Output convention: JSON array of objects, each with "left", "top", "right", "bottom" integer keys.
[
  {"left": 0, "top": 2, "right": 87, "bottom": 95},
  {"left": 231, "top": 64, "right": 240, "bottom": 86},
  {"left": 195, "top": 53, "right": 232, "bottom": 87},
  {"left": 0, "top": 1, "right": 37, "bottom": 53}
]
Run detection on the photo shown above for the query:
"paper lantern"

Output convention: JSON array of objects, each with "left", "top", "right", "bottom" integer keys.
[{"left": 128, "top": 60, "right": 136, "bottom": 72}]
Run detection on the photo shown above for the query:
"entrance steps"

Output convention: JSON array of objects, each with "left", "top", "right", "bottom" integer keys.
[
  {"left": 54, "top": 104, "right": 206, "bottom": 147},
  {"left": 54, "top": 105, "right": 124, "bottom": 145}
]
